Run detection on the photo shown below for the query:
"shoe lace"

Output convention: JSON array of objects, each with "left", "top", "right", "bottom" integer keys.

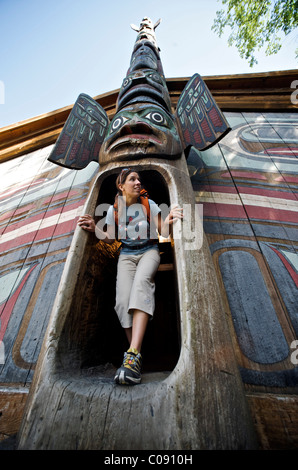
[{"left": 123, "top": 351, "right": 142, "bottom": 373}]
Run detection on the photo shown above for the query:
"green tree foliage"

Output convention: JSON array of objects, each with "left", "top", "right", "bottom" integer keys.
[{"left": 212, "top": 0, "right": 298, "bottom": 66}]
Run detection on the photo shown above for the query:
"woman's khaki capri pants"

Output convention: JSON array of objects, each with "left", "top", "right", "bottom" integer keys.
[{"left": 115, "top": 248, "right": 160, "bottom": 328}]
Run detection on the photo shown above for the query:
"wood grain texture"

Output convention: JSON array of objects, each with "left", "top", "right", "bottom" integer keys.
[
  {"left": 246, "top": 393, "right": 298, "bottom": 449},
  {"left": 0, "top": 388, "right": 28, "bottom": 442}
]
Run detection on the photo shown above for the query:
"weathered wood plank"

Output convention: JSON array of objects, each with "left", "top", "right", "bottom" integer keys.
[
  {"left": 246, "top": 392, "right": 298, "bottom": 449},
  {"left": 0, "top": 145, "right": 98, "bottom": 383},
  {"left": 194, "top": 111, "right": 298, "bottom": 381},
  {"left": 0, "top": 388, "right": 28, "bottom": 442}
]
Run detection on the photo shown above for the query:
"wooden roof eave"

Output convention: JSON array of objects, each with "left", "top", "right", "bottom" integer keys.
[{"left": 0, "top": 70, "right": 297, "bottom": 164}]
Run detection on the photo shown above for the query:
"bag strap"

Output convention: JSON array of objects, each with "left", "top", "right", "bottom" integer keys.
[{"left": 113, "top": 189, "right": 151, "bottom": 225}]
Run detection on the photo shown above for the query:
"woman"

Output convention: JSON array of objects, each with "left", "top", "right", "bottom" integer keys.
[{"left": 78, "top": 168, "right": 183, "bottom": 385}]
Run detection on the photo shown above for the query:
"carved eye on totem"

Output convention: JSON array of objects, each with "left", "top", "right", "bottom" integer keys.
[
  {"left": 122, "top": 77, "right": 132, "bottom": 88},
  {"left": 144, "top": 111, "right": 167, "bottom": 126},
  {"left": 110, "top": 116, "right": 129, "bottom": 133},
  {"left": 148, "top": 72, "right": 163, "bottom": 85}
]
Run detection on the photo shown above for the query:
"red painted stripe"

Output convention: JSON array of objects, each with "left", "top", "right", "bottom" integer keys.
[
  {"left": 0, "top": 231, "right": 39, "bottom": 252},
  {"left": 245, "top": 205, "right": 298, "bottom": 223},
  {"left": 0, "top": 217, "right": 80, "bottom": 252},
  {"left": 43, "top": 189, "right": 81, "bottom": 205},
  {"left": 274, "top": 175, "right": 298, "bottom": 184},
  {"left": 1, "top": 200, "right": 82, "bottom": 236},
  {"left": 0, "top": 179, "right": 46, "bottom": 202},
  {"left": 264, "top": 147, "right": 298, "bottom": 157},
  {"left": 202, "top": 202, "right": 247, "bottom": 219},
  {"left": 199, "top": 185, "right": 238, "bottom": 194},
  {"left": 0, "top": 204, "right": 36, "bottom": 223},
  {"left": 221, "top": 171, "right": 267, "bottom": 180},
  {"left": 0, "top": 209, "right": 15, "bottom": 223},
  {"left": 269, "top": 246, "right": 298, "bottom": 288},
  {"left": 34, "top": 219, "right": 78, "bottom": 241},
  {"left": 0, "top": 264, "right": 38, "bottom": 341},
  {"left": 200, "top": 185, "right": 296, "bottom": 201},
  {"left": 0, "top": 189, "right": 83, "bottom": 227},
  {"left": 203, "top": 202, "right": 298, "bottom": 223},
  {"left": 238, "top": 186, "right": 297, "bottom": 201}
]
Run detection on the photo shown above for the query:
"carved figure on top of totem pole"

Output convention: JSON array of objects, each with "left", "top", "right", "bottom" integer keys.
[{"left": 48, "top": 17, "right": 230, "bottom": 170}]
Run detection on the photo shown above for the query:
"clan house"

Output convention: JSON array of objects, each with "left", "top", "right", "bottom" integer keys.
[{"left": 0, "top": 17, "right": 297, "bottom": 450}]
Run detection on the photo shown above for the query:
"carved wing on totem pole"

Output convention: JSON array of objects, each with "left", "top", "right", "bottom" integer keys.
[
  {"left": 175, "top": 74, "right": 231, "bottom": 152},
  {"left": 48, "top": 93, "right": 109, "bottom": 170}
]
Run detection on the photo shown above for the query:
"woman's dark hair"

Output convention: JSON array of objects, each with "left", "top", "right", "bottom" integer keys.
[
  {"left": 114, "top": 168, "right": 141, "bottom": 216},
  {"left": 115, "top": 168, "right": 135, "bottom": 193}
]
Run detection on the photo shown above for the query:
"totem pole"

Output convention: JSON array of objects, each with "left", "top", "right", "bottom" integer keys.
[{"left": 17, "top": 18, "right": 256, "bottom": 449}]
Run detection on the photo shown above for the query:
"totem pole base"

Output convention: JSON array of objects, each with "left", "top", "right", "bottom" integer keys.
[{"left": 17, "top": 157, "right": 257, "bottom": 450}]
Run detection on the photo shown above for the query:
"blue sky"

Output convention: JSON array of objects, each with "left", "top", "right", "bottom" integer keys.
[{"left": 1, "top": 0, "right": 297, "bottom": 128}]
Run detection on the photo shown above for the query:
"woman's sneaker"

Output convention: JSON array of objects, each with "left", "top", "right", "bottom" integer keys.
[{"left": 114, "top": 348, "right": 142, "bottom": 385}]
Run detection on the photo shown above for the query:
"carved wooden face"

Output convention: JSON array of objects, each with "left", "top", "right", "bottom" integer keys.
[
  {"left": 129, "top": 40, "right": 160, "bottom": 73},
  {"left": 117, "top": 69, "right": 172, "bottom": 112},
  {"left": 98, "top": 103, "right": 182, "bottom": 164}
]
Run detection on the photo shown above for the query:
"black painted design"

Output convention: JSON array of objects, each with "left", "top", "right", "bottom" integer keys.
[
  {"left": 176, "top": 74, "right": 230, "bottom": 151},
  {"left": 48, "top": 94, "right": 108, "bottom": 169}
]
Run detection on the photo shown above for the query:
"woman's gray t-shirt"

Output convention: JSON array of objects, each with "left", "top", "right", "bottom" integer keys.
[{"left": 105, "top": 199, "right": 161, "bottom": 254}]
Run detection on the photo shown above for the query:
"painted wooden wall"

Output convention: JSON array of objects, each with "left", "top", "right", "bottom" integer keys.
[
  {"left": 0, "top": 111, "right": 297, "bottom": 448},
  {"left": 190, "top": 111, "right": 298, "bottom": 385},
  {"left": 0, "top": 150, "right": 98, "bottom": 442},
  {"left": 189, "top": 111, "right": 298, "bottom": 449}
]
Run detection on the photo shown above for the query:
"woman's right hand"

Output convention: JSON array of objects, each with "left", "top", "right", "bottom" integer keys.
[{"left": 77, "top": 214, "right": 96, "bottom": 232}]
